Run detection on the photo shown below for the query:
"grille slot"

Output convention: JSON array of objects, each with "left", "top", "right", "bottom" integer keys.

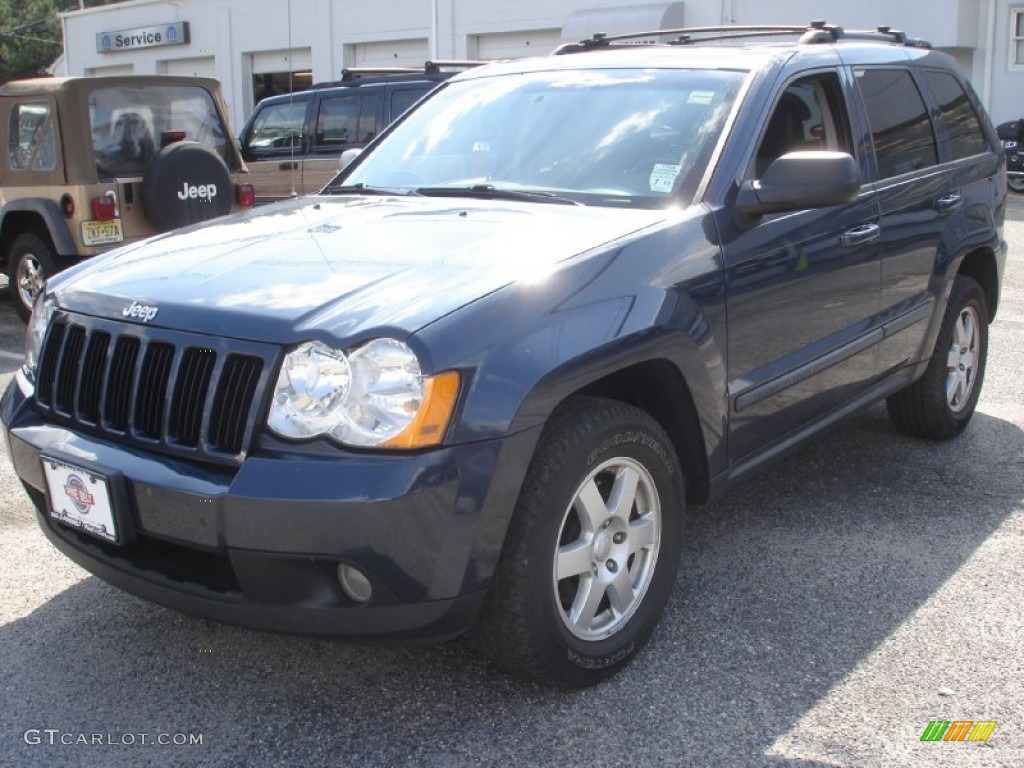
[
  {"left": 169, "top": 348, "right": 216, "bottom": 447},
  {"left": 210, "top": 355, "right": 264, "bottom": 454},
  {"left": 34, "top": 316, "right": 272, "bottom": 464},
  {"left": 54, "top": 325, "right": 85, "bottom": 414},
  {"left": 105, "top": 336, "right": 140, "bottom": 432},
  {"left": 77, "top": 332, "right": 110, "bottom": 424},
  {"left": 134, "top": 342, "right": 174, "bottom": 439}
]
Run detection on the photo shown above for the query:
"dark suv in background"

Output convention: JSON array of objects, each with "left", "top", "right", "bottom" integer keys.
[
  {"left": 3, "top": 23, "right": 1006, "bottom": 687},
  {"left": 238, "top": 61, "right": 479, "bottom": 202}
]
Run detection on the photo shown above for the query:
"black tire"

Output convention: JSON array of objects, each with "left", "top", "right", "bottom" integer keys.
[
  {"left": 472, "top": 397, "right": 685, "bottom": 687},
  {"left": 141, "top": 141, "right": 232, "bottom": 231},
  {"left": 887, "top": 275, "right": 988, "bottom": 439},
  {"left": 1007, "top": 177, "right": 1024, "bottom": 194},
  {"left": 6, "top": 232, "right": 58, "bottom": 323}
]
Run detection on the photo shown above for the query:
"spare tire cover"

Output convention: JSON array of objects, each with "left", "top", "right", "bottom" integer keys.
[{"left": 141, "top": 141, "right": 233, "bottom": 231}]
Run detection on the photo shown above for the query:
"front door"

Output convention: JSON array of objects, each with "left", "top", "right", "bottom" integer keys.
[{"left": 720, "top": 71, "right": 882, "bottom": 461}]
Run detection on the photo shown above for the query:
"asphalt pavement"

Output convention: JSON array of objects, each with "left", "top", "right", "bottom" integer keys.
[{"left": 0, "top": 198, "right": 1021, "bottom": 767}]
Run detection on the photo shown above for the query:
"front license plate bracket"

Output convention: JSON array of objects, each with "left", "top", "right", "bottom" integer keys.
[{"left": 40, "top": 455, "right": 135, "bottom": 546}]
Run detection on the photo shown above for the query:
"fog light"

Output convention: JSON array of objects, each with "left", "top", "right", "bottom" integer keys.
[{"left": 337, "top": 564, "right": 372, "bottom": 603}]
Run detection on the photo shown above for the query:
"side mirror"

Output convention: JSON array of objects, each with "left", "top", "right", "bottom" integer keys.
[
  {"left": 736, "top": 151, "right": 860, "bottom": 218},
  {"left": 338, "top": 148, "right": 362, "bottom": 172}
]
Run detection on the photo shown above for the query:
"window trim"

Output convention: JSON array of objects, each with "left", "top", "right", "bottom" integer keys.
[{"left": 1011, "top": 7, "right": 1024, "bottom": 70}]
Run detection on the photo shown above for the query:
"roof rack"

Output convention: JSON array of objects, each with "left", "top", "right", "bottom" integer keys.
[{"left": 554, "top": 20, "right": 931, "bottom": 54}]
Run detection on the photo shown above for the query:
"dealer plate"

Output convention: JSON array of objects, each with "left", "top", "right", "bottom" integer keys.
[
  {"left": 41, "top": 457, "right": 118, "bottom": 544},
  {"left": 81, "top": 218, "right": 124, "bottom": 246}
]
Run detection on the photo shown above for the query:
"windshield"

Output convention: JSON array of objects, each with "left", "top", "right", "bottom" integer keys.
[
  {"left": 89, "top": 85, "right": 231, "bottom": 178},
  {"left": 334, "top": 68, "right": 744, "bottom": 208}
]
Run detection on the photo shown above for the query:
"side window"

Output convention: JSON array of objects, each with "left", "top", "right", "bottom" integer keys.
[
  {"left": 8, "top": 101, "right": 56, "bottom": 171},
  {"left": 315, "top": 92, "right": 383, "bottom": 148},
  {"left": 855, "top": 68, "right": 938, "bottom": 179},
  {"left": 923, "top": 70, "right": 988, "bottom": 160},
  {"left": 243, "top": 101, "right": 306, "bottom": 156},
  {"left": 754, "top": 72, "right": 853, "bottom": 177},
  {"left": 390, "top": 87, "right": 430, "bottom": 121}
]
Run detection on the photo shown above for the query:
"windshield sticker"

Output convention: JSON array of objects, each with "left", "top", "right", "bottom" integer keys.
[
  {"left": 687, "top": 91, "right": 715, "bottom": 105},
  {"left": 649, "top": 164, "right": 681, "bottom": 193}
]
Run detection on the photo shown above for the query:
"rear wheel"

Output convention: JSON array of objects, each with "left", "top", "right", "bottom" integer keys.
[
  {"left": 473, "top": 397, "right": 685, "bottom": 687},
  {"left": 887, "top": 275, "right": 988, "bottom": 439},
  {"left": 1007, "top": 177, "right": 1024, "bottom": 193},
  {"left": 6, "top": 232, "right": 57, "bottom": 322}
]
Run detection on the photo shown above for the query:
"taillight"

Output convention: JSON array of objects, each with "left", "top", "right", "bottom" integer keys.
[
  {"left": 235, "top": 183, "right": 255, "bottom": 207},
  {"left": 60, "top": 194, "right": 75, "bottom": 218},
  {"left": 91, "top": 192, "right": 118, "bottom": 221}
]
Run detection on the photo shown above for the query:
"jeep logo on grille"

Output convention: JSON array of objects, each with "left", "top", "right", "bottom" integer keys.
[
  {"left": 122, "top": 301, "right": 159, "bottom": 322},
  {"left": 178, "top": 182, "right": 218, "bottom": 200}
]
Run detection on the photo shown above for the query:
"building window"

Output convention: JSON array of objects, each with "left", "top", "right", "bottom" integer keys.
[{"left": 1014, "top": 9, "right": 1024, "bottom": 67}]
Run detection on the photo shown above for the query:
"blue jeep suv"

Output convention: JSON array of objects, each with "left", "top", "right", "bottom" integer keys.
[{"left": 2, "top": 22, "right": 1007, "bottom": 686}]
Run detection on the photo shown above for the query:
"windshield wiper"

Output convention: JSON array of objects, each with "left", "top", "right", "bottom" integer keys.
[
  {"left": 414, "top": 184, "right": 583, "bottom": 206},
  {"left": 324, "top": 183, "right": 418, "bottom": 196}
]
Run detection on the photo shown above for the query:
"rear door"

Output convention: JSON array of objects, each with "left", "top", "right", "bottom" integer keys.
[
  {"left": 851, "top": 66, "right": 957, "bottom": 372},
  {"left": 304, "top": 89, "right": 384, "bottom": 193}
]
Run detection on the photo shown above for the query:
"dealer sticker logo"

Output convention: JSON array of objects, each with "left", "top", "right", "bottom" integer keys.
[{"left": 63, "top": 475, "right": 95, "bottom": 514}]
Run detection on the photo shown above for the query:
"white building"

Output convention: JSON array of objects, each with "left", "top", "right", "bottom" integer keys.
[{"left": 56, "top": 0, "right": 1022, "bottom": 134}]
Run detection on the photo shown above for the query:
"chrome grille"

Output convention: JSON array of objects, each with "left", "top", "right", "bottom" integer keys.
[{"left": 35, "top": 314, "right": 277, "bottom": 464}]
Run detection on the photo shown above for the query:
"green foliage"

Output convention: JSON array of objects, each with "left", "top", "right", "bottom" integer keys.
[{"left": 0, "top": 0, "right": 124, "bottom": 84}]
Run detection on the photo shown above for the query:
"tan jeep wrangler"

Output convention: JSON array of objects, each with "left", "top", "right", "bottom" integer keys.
[{"left": 0, "top": 75, "right": 254, "bottom": 320}]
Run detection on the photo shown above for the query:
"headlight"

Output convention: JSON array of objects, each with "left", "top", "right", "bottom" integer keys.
[
  {"left": 267, "top": 338, "right": 460, "bottom": 449},
  {"left": 24, "top": 294, "right": 55, "bottom": 378}
]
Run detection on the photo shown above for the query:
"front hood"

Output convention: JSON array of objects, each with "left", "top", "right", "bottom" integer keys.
[{"left": 53, "top": 195, "right": 665, "bottom": 343}]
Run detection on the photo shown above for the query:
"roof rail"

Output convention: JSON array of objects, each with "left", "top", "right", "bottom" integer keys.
[
  {"left": 424, "top": 59, "right": 486, "bottom": 72},
  {"left": 339, "top": 66, "right": 423, "bottom": 81},
  {"left": 554, "top": 20, "right": 931, "bottom": 54},
  {"left": 334, "top": 60, "right": 484, "bottom": 82}
]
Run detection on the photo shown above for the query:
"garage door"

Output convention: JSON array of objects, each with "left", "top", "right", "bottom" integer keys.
[
  {"left": 472, "top": 29, "right": 562, "bottom": 60},
  {"left": 349, "top": 39, "right": 429, "bottom": 67},
  {"left": 251, "top": 49, "right": 313, "bottom": 75},
  {"left": 160, "top": 57, "right": 216, "bottom": 78}
]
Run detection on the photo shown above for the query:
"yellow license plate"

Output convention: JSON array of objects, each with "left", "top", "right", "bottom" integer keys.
[{"left": 81, "top": 218, "right": 124, "bottom": 246}]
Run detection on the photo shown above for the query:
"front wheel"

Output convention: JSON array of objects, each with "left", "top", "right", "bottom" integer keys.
[
  {"left": 887, "top": 275, "right": 988, "bottom": 439},
  {"left": 6, "top": 232, "right": 58, "bottom": 322},
  {"left": 1007, "top": 177, "right": 1024, "bottom": 193},
  {"left": 472, "top": 397, "right": 685, "bottom": 687}
]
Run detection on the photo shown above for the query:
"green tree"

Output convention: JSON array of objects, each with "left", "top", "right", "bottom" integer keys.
[{"left": 0, "top": 0, "right": 124, "bottom": 83}]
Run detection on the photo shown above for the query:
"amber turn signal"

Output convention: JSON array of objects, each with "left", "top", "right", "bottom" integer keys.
[{"left": 382, "top": 370, "right": 461, "bottom": 449}]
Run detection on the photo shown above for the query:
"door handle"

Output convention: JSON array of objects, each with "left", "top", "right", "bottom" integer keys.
[
  {"left": 841, "top": 223, "right": 880, "bottom": 248},
  {"left": 278, "top": 162, "right": 299, "bottom": 171},
  {"left": 935, "top": 193, "right": 962, "bottom": 213}
]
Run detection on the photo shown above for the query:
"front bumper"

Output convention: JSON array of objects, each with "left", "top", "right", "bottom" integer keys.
[{"left": 2, "top": 373, "right": 538, "bottom": 642}]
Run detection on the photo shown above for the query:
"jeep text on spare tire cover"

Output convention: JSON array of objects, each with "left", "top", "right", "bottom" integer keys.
[{"left": 177, "top": 183, "right": 218, "bottom": 201}]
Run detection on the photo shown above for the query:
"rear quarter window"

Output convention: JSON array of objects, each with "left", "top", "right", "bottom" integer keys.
[
  {"left": 855, "top": 68, "right": 938, "bottom": 179},
  {"left": 923, "top": 70, "right": 988, "bottom": 160}
]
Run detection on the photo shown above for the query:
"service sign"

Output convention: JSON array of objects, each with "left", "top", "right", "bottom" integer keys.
[{"left": 96, "top": 22, "right": 190, "bottom": 54}]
